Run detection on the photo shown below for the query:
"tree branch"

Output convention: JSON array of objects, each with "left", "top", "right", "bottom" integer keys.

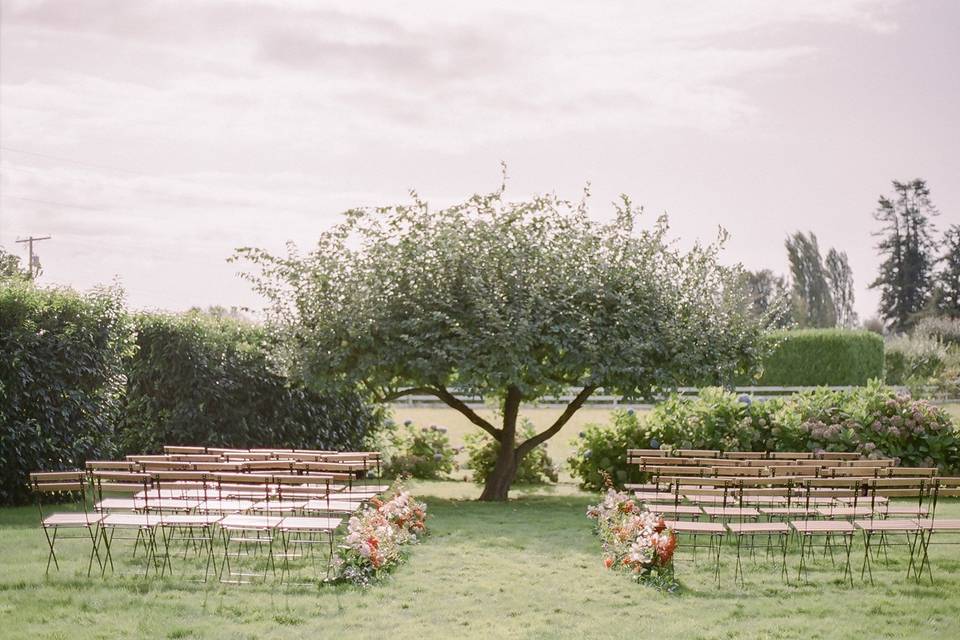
[
  {"left": 432, "top": 385, "right": 502, "bottom": 439},
  {"left": 378, "top": 387, "right": 435, "bottom": 402},
  {"left": 516, "top": 385, "right": 597, "bottom": 457}
]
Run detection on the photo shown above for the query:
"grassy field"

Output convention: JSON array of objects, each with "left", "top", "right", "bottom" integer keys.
[{"left": 2, "top": 482, "right": 959, "bottom": 640}]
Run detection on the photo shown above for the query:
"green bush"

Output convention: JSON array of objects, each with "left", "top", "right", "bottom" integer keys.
[
  {"left": 747, "top": 329, "right": 884, "bottom": 386},
  {"left": 0, "top": 281, "right": 132, "bottom": 505},
  {"left": 566, "top": 409, "right": 656, "bottom": 491},
  {"left": 120, "top": 312, "right": 382, "bottom": 454},
  {"left": 567, "top": 383, "right": 960, "bottom": 490},
  {"left": 884, "top": 335, "right": 947, "bottom": 385},
  {"left": 465, "top": 421, "right": 558, "bottom": 485},
  {"left": 380, "top": 421, "right": 457, "bottom": 479}
]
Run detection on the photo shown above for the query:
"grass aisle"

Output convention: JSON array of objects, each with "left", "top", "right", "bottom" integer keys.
[{"left": 1, "top": 482, "right": 958, "bottom": 639}]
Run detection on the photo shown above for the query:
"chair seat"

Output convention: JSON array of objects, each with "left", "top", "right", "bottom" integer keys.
[
  {"left": 278, "top": 516, "right": 343, "bottom": 532},
  {"left": 145, "top": 499, "right": 200, "bottom": 512},
  {"left": 196, "top": 500, "right": 254, "bottom": 513},
  {"left": 651, "top": 505, "right": 703, "bottom": 516},
  {"left": 816, "top": 507, "right": 873, "bottom": 518},
  {"left": 701, "top": 507, "right": 760, "bottom": 518},
  {"left": 218, "top": 514, "right": 282, "bottom": 530},
  {"left": 661, "top": 520, "right": 725, "bottom": 534},
  {"left": 884, "top": 506, "right": 929, "bottom": 516},
  {"left": 914, "top": 518, "right": 960, "bottom": 531},
  {"left": 303, "top": 499, "right": 362, "bottom": 513},
  {"left": 43, "top": 513, "right": 102, "bottom": 527},
  {"left": 250, "top": 500, "right": 308, "bottom": 512},
  {"left": 790, "top": 520, "right": 855, "bottom": 534},
  {"left": 759, "top": 507, "right": 817, "bottom": 516},
  {"left": 159, "top": 514, "right": 222, "bottom": 526},
  {"left": 102, "top": 513, "right": 162, "bottom": 528},
  {"left": 727, "top": 522, "right": 791, "bottom": 534},
  {"left": 854, "top": 519, "right": 919, "bottom": 532}
]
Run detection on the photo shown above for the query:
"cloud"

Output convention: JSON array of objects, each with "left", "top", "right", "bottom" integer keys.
[{"left": 0, "top": 0, "right": 908, "bottom": 311}]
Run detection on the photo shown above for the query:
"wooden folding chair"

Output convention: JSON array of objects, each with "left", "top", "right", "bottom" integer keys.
[
  {"left": 791, "top": 478, "right": 859, "bottom": 585},
  {"left": 92, "top": 472, "right": 164, "bottom": 577},
  {"left": 30, "top": 471, "right": 103, "bottom": 576}
]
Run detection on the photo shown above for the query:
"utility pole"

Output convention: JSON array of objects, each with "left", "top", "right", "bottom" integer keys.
[{"left": 15, "top": 235, "right": 51, "bottom": 280}]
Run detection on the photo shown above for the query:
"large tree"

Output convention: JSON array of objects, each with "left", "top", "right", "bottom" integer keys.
[
  {"left": 743, "top": 269, "right": 792, "bottom": 328},
  {"left": 235, "top": 181, "right": 769, "bottom": 500},
  {"left": 936, "top": 224, "right": 960, "bottom": 318},
  {"left": 870, "top": 179, "right": 939, "bottom": 332},
  {"left": 785, "top": 231, "right": 836, "bottom": 328},
  {"left": 824, "top": 248, "right": 858, "bottom": 328}
]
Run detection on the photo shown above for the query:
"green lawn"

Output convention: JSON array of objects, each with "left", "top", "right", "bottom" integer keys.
[{"left": 2, "top": 482, "right": 959, "bottom": 639}]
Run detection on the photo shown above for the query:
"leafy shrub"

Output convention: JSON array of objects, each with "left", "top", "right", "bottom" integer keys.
[
  {"left": 746, "top": 329, "right": 884, "bottom": 385},
  {"left": 120, "top": 312, "right": 383, "bottom": 454},
  {"left": 884, "top": 335, "right": 947, "bottom": 385},
  {"left": 0, "top": 281, "right": 131, "bottom": 505},
  {"left": 465, "top": 421, "right": 558, "bottom": 485},
  {"left": 568, "top": 383, "right": 960, "bottom": 490},
  {"left": 381, "top": 422, "right": 457, "bottom": 479},
  {"left": 567, "top": 409, "right": 658, "bottom": 491},
  {"left": 914, "top": 317, "right": 960, "bottom": 346}
]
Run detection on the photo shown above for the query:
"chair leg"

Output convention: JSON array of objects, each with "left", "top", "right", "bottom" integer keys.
[
  {"left": 860, "top": 530, "right": 874, "bottom": 586},
  {"left": 42, "top": 527, "right": 59, "bottom": 575}
]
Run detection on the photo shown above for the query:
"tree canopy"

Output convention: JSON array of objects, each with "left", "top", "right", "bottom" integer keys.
[{"left": 235, "top": 179, "right": 771, "bottom": 499}]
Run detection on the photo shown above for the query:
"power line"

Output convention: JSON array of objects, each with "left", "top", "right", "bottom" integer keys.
[
  {"left": 0, "top": 145, "right": 152, "bottom": 177},
  {"left": 1, "top": 194, "right": 103, "bottom": 211}
]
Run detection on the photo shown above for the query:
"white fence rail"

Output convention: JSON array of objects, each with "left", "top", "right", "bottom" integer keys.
[{"left": 389, "top": 386, "right": 958, "bottom": 408}]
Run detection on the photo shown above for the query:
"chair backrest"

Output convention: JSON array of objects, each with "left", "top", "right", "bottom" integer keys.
[
  {"left": 30, "top": 471, "right": 93, "bottom": 521},
  {"left": 721, "top": 451, "right": 766, "bottom": 460},
  {"left": 86, "top": 460, "right": 139, "bottom": 472},
  {"left": 242, "top": 460, "right": 295, "bottom": 473},
  {"left": 886, "top": 467, "right": 937, "bottom": 478},
  {"left": 90, "top": 471, "right": 153, "bottom": 509},
  {"left": 714, "top": 466, "right": 765, "bottom": 477},
  {"left": 822, "top": 466, "right": 882, "bottom": 478},
  {"left": 818, "top": 452, "right": 861, "bottom": 461},
  {"left": 767, "top": 465, "right": 812, "bottom": 478},
  {"left": 163, "top": 445, "right": 207, "bottom": 454},
  {"left": 674, "top": 449, "right": 720, "bottom": 458},
  {"left": 844, "top": 458, "right": 895, "bottom": 467},
  {"left": 30, "top": 471, "right": 87, "bottom": 494},
  {"left": 768, "top": 451, "right": 814, "bottom": 460}
]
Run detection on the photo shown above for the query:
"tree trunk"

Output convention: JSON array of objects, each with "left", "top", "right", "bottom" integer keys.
[
  {"left": 479, "top": 441, "right": 518, "bottom": 501},
  {"left": 478, "top": 386, "right": 522, "bottom": 501}
]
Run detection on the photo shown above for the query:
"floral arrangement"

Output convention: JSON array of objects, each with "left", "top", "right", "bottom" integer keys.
[
  {"left": 336, "top": 483, "right": 428, "bottom": 585},
  {"left": 587, "top": 487, "right": 677, "bottom": 588}
]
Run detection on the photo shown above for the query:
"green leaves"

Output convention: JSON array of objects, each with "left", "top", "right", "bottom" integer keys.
[
  {"left": 0, "top": 280, "right": 131, "bottom": 505},
  {"left": 235, "top": 181, "right": 768, "bottom": 404}
]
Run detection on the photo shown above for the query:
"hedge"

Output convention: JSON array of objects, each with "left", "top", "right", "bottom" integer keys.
[
  {"left": 0, "top": 281, "right": 385, "bottom": 505},
  {"left": 568, "top": 383, "right": 959, "bottom": 491},
  {"left": 0, "top": 282, "right": 132, "bottom": 505},
  {"left": 748, "top": 329, "right": 884, "bottom": 386},
  {"left": 120, "top": 312, "right": 383, "bottom": 454}
]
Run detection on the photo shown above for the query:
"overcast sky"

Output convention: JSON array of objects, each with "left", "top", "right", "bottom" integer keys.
[{"left": 1, "top": 0, "right": 957, "bottom": 320}]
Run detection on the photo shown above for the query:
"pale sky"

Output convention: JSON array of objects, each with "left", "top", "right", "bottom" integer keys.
[{"left": 1, "top": 0, "right": 958, "bottom": 320}]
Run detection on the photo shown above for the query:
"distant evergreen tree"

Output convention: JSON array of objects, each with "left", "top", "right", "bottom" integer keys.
[
  {"left": 869, "top": 179, "right": 939, "bottom": 333},
  {"left": 785, "top": 231, "right": 836, "bottom": 328},
  {"left": 937, "top": 224, "right": 960, "bottom": 318},
  {"left": 824, "top": 248, "right": 858, "bottom": 328}
]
